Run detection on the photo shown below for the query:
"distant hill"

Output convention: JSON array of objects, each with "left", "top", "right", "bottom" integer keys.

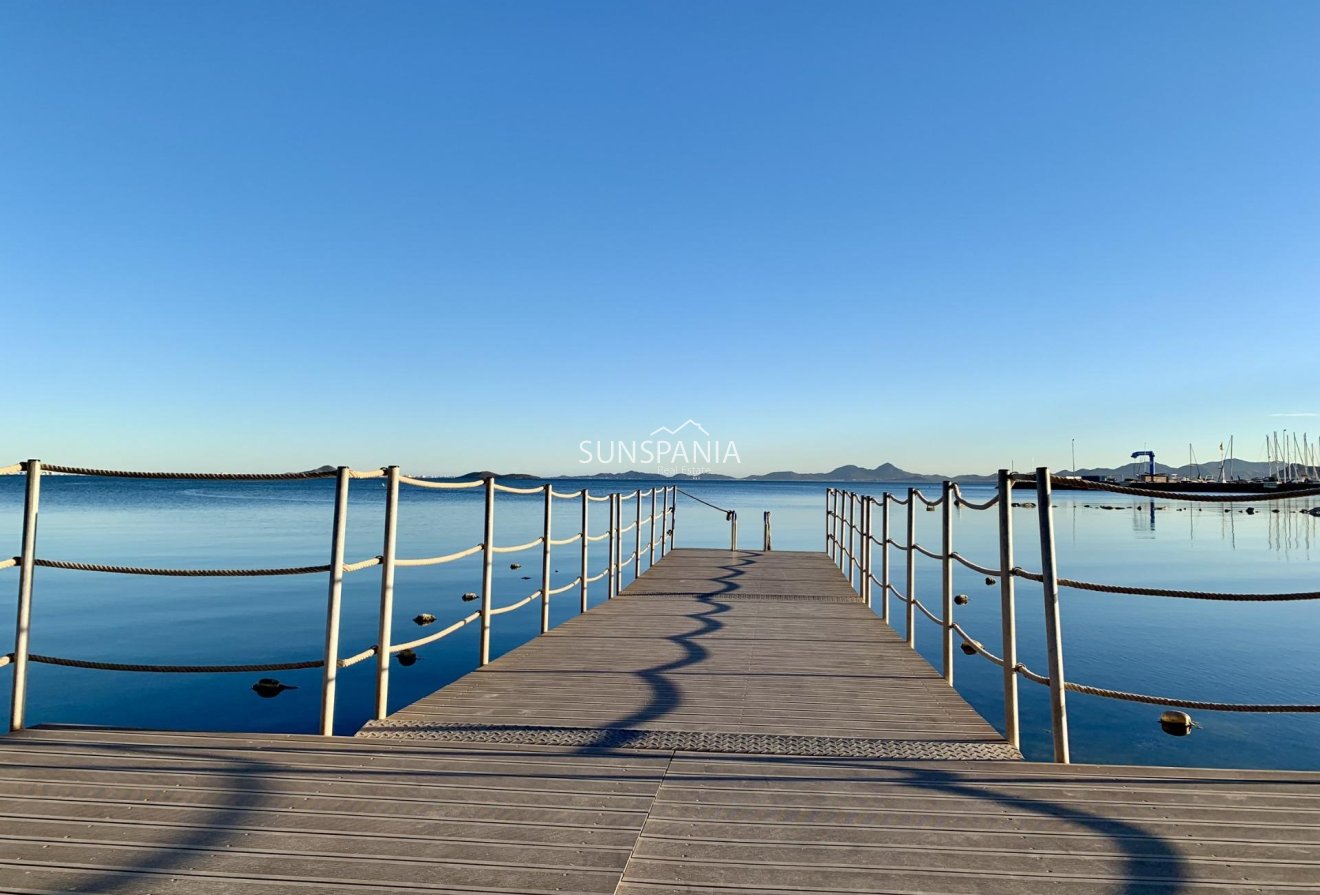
[{"left": 409, "top": 459, "right": 1277, "bottom": 483}]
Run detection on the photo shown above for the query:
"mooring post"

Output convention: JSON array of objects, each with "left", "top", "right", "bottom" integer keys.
[
  {"left": 763, "top": 510, "right": 772, "bottom": 551},
  {"left": 319, "top": 466, "right": 351, "bottom": 736},
  {"left": 997, "top": 468, "right": 1020, "bottom": 750},
  {"left": 478, "top": 476, "right": 496, "bottom": 666},
  {"left": 373, "top": 465, "right": 400, "bottom": 721},
  {"left": 540, "top": 484, "right": 552, "bottom": 634},
  {"left": 729, "top": 510, "right": 737, "bottom": 551},
  {"left": 906, "top": 487, "right": 916, "bottom": 649},
  {"left": 861, "top": 497, "right": 872, "bottom": 606},
  {"left": 941, "top": 480, "right": 955, "bottom": 685},
  {"left": 580, "top": 490, "right": 590, "bottom": 612},
  {"left": 668, "top": 486, "right": 676, "bottom": 552},
  {"left": 9, "top": 459, "right": 42, "bottom": 732},
  {"left": 1036, "top": 466, "right": 1071, "bottom": 763},
  {"left": 634, "top": 489, "right": 641, "bottom": 579},
  {"left": 880, "top": 494, "right": 890, "bottom": 623}
]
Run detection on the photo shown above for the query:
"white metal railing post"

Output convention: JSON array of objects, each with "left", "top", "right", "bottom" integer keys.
[
  {"left": 649, "top": 487, "right": 658, "bottom": 566},
  {"left": 905, "top": 487, "right": 916, "bottom": 649},
  {"left": 763, "top": 511, "right": 772, "bottom": 551},
  {"left": 1036, "top": 466, "right": 1071, "bottom": 763},
  {"left": 825, "top": 488, "right": 832, "bottom": 558},
  {"left": 580, "top": 490, "right": 589, "bottom": 612},
  {"left": 634, "top": 489, "right": 641, "bottom": 579},
  {"left": 668, "top": 486, "right": 676, "bottom": 552},
  {"left": 833, "top": 489, "right": 842, "bottom": 566},
  {"left": 540, "top": 484, "right": 553, "bottom": 634},
  {"left": 997, "top": 469, "right": 1020, "bottom": 750},
  {"left": 880, "top": 494, "right": 890, "bottom": 623},
  {"left": 729, "top": 511, "right": 737, "bottom": 551},
  {"left": 9, "top": 459, "right": 42, "bottom": 732},
  {"left": 319, "top": 466, "right": 351, "bottom": 736},
  {"left": 941, "top": 480, "right": 954, "bottom": 686},
  {"left": 373, "top": 465, "right": 400, "bottom": 721},
  {"left": 847, "top": 492, "right": 856, "bottom": 584},
  {"left": 608, "top": 493, "right": 618, "bottom": 600},
  {"left": 861, "top": 497, "right": 872, "bottom": 606},
  {"left": 478, "top": 476, "right": 496, "bottom": 666}
]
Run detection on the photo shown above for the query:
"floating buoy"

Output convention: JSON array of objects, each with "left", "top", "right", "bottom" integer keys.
[
  {"left": 954, "top": 594, "right": 969, "bottom": 606},
  {"left": 251, "top": 678, "right": 296, "bottom": 698},
  {"left": 461, "top": 591, "right": 478, "bottom": 602},
  {"left": 959, "top": 641, "right": 979, "bottom": 656},
  {"left": 984, "top": 577, "right": 996, "bottom": 586},
  {"left": 521, "top": 575, "right": 531, "bottom": 580},
  {"left": 510, "top": 562, "right": 522, "bottom": 570},
  {"left": 1246, "top": 507, "right": 1255, "bottom": 514},
  {"left": 413, "top": 613, "right": 436, "bottom": 626},
  {"left": 397, "top": 649, "right": 418, "bottom": 667},
  {"left": 1159, "top": 710, "right": 1195, "bottom": 736}
]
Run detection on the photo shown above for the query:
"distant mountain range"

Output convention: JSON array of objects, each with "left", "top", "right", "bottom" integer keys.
[{"left": 426, "top": 459, "right": 1276, "bottom": 483}]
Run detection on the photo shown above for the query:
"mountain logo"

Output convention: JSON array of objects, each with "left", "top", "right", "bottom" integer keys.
[{"left": 649, "top": 420, "right": 709, "bottom": 437}]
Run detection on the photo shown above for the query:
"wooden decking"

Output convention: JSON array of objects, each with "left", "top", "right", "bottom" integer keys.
[{"left": 1, "top": 548, "right": 1318, "bottom": 893}]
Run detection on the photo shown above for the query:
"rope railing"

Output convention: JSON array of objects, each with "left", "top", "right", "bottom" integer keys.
[
  {"left": 1010, "top": 567, "right": 1320, "bottom": 602},
  {"left": 1, "top": 458, "right": 679, "bottom": 736},
  {"left": 492, "top": 482, "right": 544, "bottom": 495},
  {"left": 394, "top": 544, "right": 484, "bottom": 567},
  {"left": 489, "top": 591, "right": 542, "bottom": 616},
  {"left": 491, "top": 537, "right": 544, "bottom": 554},
  {"left": 390, "top": 610, "right": 483, "bottom": 654},
  {"left": 397, "top": 475, "right": 485, "bottom": 490},
  {"left": 33, "top": 464, "right": 341, "bottom": 481},
  {"left": 1052, "top": 475, "right": 1320, "bottom": 502},
  {"left": 828, "top": 469, "right": 1320, "bottom": 762},
  {"left": 950, "top": 552, "right": 1002, "bottom": 578}
]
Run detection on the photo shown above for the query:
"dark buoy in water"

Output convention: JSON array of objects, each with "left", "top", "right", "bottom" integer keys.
[
  {"left": 252, "top": 678, "right": 296, "bottom": 698},
  {"left": 397, "top": 649, "right": 418, "bottom": 667},
  {"left": 413, "top": 613, "right": 436, "bottom": 626},
  {"left": 959, "top": 641, "right": 979, "bottom": 656},
  {"left": 954, "top": 594, "right": 969, "bottom": 606},
  {"left": 461, "top": 591, "right": 478, "bottom": 602},
  {"left": 984, "top": 577, "right": 995, "bottom": 586},
  {"left": 521, "top": 575, "right": 531, "bottom": 580},
  {"left": 510, "top": 562, "right": 522, "bottom": 570},
  {"left": 1159, "top": 710, "right": 1196, "bottom": 736}
]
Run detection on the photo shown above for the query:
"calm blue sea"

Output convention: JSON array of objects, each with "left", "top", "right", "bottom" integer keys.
[{"left": 0, "top": 475, "right": 1316, "bottom": 770}]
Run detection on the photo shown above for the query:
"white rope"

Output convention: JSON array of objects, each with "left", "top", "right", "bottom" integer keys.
[
  {"left": 394, "top": 544, "right": 483, "bottom": 567},
  {"left": 0, "top": 558, "right": 19, "bottom": 571},
  {"left": 493, "top": 483, "right": 544, "bottom": 495},
  {"left": 0, "top": 463, "right": 25, "bottom": 476},
  {"left": 953, "top": 489, "right": 1000, "bottom": 511},
  {"left": 912, "top": 490, "right": 944, "bottom": 507},
  {"left": 346, "top": 468, "right": 387, "bottom": 480},
  {"left": 586, "top": 493, "right": 612, "bottom": 503},
  {"left": 886, "top": 538, "right": 914, "bottom": 552},
  {"left": 585, "top": 569, "right": 609, "bottom": 583},
  {"left": 397, "top": 475, "right": 485, "bottom": 490},
  {"left": 617, "top": 492, "right": 638, "bottom": 502},
  {"left": 342, "top": 556, "right": 383, "bottom": 574},
  {"left": 489, "top": 591, "right": 541, "bottom": 616},
  {"left": 491, "top": 537, "right": 543, "bottom": 554},
  {"left": 550, "top": 488, "right": 583, "bottom": 499},
  {"left": 585, "top": 532, "right": 610, "bottom": 543},
  {"left": 0, "top": 654, "right": 10, "bottom": 669},
  {"left": 951, "top": 552, "right": 1001, "bottom": 577},
  {"left": 912, "top": 543, "right": 947, "bottom": 561},
  {"left": 549, "top": 534, "right": 582, "bottom": 546},
  {"left": 618, "top": 522, "right": 638, "bottom": 534},
  {"left": 390, "top": 610, "right": 482, "bottom": 653},
  {"left": 547, "top": 578, "right": 582, "bottom": 596}
]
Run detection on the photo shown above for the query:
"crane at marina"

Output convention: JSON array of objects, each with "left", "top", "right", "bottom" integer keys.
[{"left": 1130, "top": 449, "right": 1155, "bottom": 477}]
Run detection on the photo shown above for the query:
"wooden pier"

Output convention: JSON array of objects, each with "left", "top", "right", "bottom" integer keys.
[{"left": 1, "top": 548, "right": 1318, "bottom": 893}]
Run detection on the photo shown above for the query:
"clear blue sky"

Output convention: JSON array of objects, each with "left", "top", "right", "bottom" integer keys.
[{"left": 4, "top": 1, "right": 1318, "bottom": 476}]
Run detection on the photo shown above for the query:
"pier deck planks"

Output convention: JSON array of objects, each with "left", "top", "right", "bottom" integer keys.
[{"left": 1, "top": 548, "right": 1317, "bottom": 893}]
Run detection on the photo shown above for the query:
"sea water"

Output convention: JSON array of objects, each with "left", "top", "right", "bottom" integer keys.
[{"left": 0, "top": 475, "right": 1316, "bottom": 770}]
